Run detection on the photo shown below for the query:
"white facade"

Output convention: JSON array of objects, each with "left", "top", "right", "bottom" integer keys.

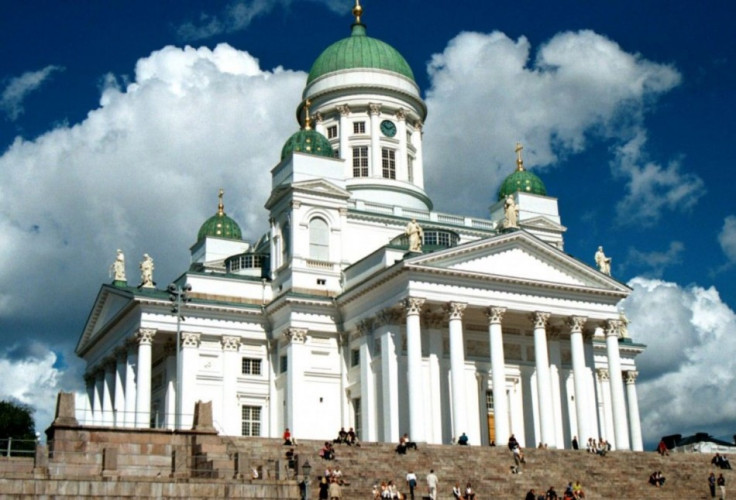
[{"left": 75, "top": 7, "right": 645, "bottom": 451}]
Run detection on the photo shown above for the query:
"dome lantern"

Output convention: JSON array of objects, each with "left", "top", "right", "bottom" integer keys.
[
  {"left": 497, "top": 142, "right": 547, "bottom": 200},
  {"left": 197, "top": 189, "right": 243, "bottom": 241}
]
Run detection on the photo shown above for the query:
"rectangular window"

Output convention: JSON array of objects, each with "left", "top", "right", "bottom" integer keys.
[
  {"left": 327, "top": 125, "right": 338, "bottom": 139},
  {"left": 353, "top": 121, "right": 366, "bottom": 134},
  {"left": 407, "top": 156, "right": 414, "bottom": 183},
  {"left": 241, "top": 405, "right": 261, "bottom": 436},
  {"left": 382, "top": 148, "right": 396, "bottom": 179},
  {"left": 351, "top": 349, "right": 360, "bottom": 367},
  {"left": 353, "top": 398, "right": 362, "bottom": 440},
  {"left": 486, "top": 390, "right": 495, "bottom": 411},
  {"left": 280, "top": 355, "right": 288, "bottom": 373},
  {"left": 241, "top": 358, "right": 262, "bottom": 375},
  {"left": 352, "top": 146, "right": 369, "bottom": 177}
]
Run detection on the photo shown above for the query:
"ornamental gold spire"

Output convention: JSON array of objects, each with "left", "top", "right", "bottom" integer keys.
[
  {"left": 217, "top": 188, "right": 225, "bottom": 216},
  {"left": 304, "top": 99, "right": 312, "bottom": 130},
  {"left": 353, "top": 0, "right": 363, "bottom": 24},
  {"left": 515, "top": 142, "right": 525, "bottom": 171}
]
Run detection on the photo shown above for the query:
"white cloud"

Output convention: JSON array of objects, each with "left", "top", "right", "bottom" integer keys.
[
  {"left": 625, "top": 241, "right": 684, "bottom": 277},
  {"left": 423, "top": 30, "right": 684, "bottom": 217},
  {"left": 0, "top": 43, "right": 304, "bottom": 335},
  {"left": 624, "top": 277, "right": 736, "bottom": 444},
  {"left": 613, "top": 132, "right": 705, "bottom": 226},
  {"left": 177, "top": 0, "right": 348, "bottom": 41},
  {"left": 718, "top": 215, "right": 736, "bottom": 263},
  {"left": 1, "top": 65, "right": 64, "bottom": 121}
]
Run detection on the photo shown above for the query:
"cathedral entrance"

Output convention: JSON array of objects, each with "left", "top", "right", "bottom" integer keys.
[{"left": 486, "top": 390, "right": 496, "bottom": 445}]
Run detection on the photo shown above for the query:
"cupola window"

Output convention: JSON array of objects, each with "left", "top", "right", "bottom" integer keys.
[
  {"left": 309, "top": 217, "right": 330, "bottom": 261},
  {"left": 353, "top": 121, "right": 366, "bottom": 134},
  {"left": 327, "top": 125, "right": 338, "bottom": 139},
  {"left": 382, "top": 148, "right": 396, "bottom": 179},
  {"left": 352, "top": 146, "right": 369, "bottom": 177}
]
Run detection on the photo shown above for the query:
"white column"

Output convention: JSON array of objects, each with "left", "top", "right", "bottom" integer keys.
[
  {"left": 357, "top": 321, "right": 376, "bottom": 442},
  {"left": 568, "top": 316, "right": 590, "bottom": 446},
  {"left": 411, "top": 122, "right": 424, "bottom": 189},
  {"left": 102, "top": 359, "right": 115, "bottom": 426},
  {"left": 379, "top": 322, "right": 399, "bottom": 443},
  {"left": 532, "top": 312, "right": 555, "bottom": 447},
  {"left": 396, "top": 109, "right": 408, "bottom": 181},
  {"left": 337, "top": 104, "right": 350, "bottom": 170},
  {"left": 625, "top": 371, "right": 644, "bottom": 451},
  {"left": 124, "top": 344, "right": 138, "bottom": 428},
  {"left": 369, "top": 103, "right": 381, "bottom": 177},
  {"left": 222, "top": 336, "right": 241, "bottom": 435},
  {"left": 605, "top": 320, "right": 630, "bottom": 450},
  {"left": 180, "top": 331, "right": 200, "bottom": 429},
  {"left": 163, "top": 344, "right": 176, "bottom": 430},
  {"left": 548, "top": 330, "right": 564, "bottom": 448},
  {"left": 284, "top": 328, "right": 306, "bottom": 437},
  {"left": 93, "top": 371, "right": 104, "bottom": 425},
  {"left": 134, "top": 328, "right": 156, "bottom": 428},
  {"left": 596, "top": 368, "right": 615, "bottom": 445},
  {"left": 487, "top": 306, "right": 509, "bottom": 446},
  {"left": 405, "top": 297, "right": 425, "bottom": 442},
  {"left": 448, "top": 302, "right": 467, "bottom": 443},
  {"left": 427, "top": 326, "right": 443, "bottom": 444},
  {"left": 508, "top": 379, "right": 523, "bottom": 444},
  {"left": 114, "top": 349, "right": 126, "bottom": 427}
]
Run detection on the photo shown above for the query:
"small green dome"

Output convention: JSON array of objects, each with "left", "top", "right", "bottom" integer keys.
[
  {"left": 198, "top": 190, "right": 243, "bottom": 241},
  {"left": 498, "top": 169, "right": 547, "bottom": 200},
  {"left": 307, "top": 23, "right": 415, "bottom": 85},
  {"left": 281, "top": 128, "right": 334, "bottom": 160}
]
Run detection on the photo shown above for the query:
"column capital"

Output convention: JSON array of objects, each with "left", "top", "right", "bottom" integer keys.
[
  {"left": 414, "top": 121, "right": 423, "bottom": 132},
  {"left": 136, "top": 328, "right": 156, "bottom": 345},
  {"left": 336, "top": 104, "right": 350, "bottom": 116},
  {"left": 596, "top": 368, "right": 610, "bottom": 381},
  {"left": 368, "top": 102, "right": 382, "bottom": 115},
  {"left": 567, "top": 316, "right": 588, "bottom": 332},
  {"left": 284, "top": 327, "right": 307, "bottom": 344},
  {"left": 354, "top": 317, "right": 375, "bottom": 339},
  {"left": 395, "top": 108, "right": 407, "bottom": 121},
  {"left": 624, "top": 370, "right": 639, "bottom": 384},
  {"left": 181, "top": 332, "right": 201, "bottom": 348},
  {"left": 376, "top": 308, "right": 402, "bottom": 327},
  {"left": 486, "top": 306, "right": 506, "bottom": 324},
  {"left": 404, "top": 297, "right": 425, "bottom": 316},
  {"left": 531, "top": 312, "right": 551, "bottom": 329},
  {"left": 445, "top": 302, "right": 467, "bottom": 321},
  {"left": 313, "top": 111, "right": 323, "bottom": 124},
  {"left": 222, "top": 336, "right": 240, "bottom": 352},
  {"left": 605, "top": 319, "right": 622, "bottom": 338},
  {"left": 547, "top": 326, "right": 561, "bottom": 341}
]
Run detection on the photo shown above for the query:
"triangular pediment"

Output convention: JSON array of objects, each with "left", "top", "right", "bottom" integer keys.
[
  {"left": 76, "top": 285, "right": 136, "bottom": 354},
  {"left": 292, "top": 179, "right": 352, "bottom": 199},
  {"left": 406, "top": 230, "right": 628, "bottom": 293},
  {"left": 521, "top": 216, "right": 567, "bottom": 232}
]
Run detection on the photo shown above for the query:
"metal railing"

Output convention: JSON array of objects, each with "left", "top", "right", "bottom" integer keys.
[{"left": 0, "top": 438, "right": 37, "bottom": 457}]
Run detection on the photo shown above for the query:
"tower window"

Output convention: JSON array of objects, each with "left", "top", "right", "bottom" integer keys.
[
  {"left": 353, "top": 121, "right": 366, "bottom": 134},
  {"left": 327, "top": 125, "right": 338, "bottom": 139},
  {"left": 241, "top": 406, "right": 261, "bottom": 436},
  {"left": 241, "top": 358, "right": 262, "bottom": 375},
  {"left": 309, "top": 217, "right": 330, "bottom": 261},
  {"left": 407, "top": 155, "right": 414, "bottom": 183},
  {"left": 352, "top": 146, "right": 369, "bottom": 177},
  {"left": 382, "top": 148, "right": 396, "bottom": 179}
]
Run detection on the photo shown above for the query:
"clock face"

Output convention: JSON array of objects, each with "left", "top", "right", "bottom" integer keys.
[{"left": 380, "top": 120, "right": 397, "bottom": 137}]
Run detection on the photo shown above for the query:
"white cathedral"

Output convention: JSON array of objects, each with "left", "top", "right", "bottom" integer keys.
[{"left": 76, "top": 2, "right": 645, "bottom": 451}]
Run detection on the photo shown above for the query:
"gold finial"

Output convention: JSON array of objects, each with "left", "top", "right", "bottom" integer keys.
[
  {"left": 515, "top": 142, "right": 525, "bottom": 171},
  {"left": 217, "top": 188, "right": 225, "bottom": 216},
  {"left": 304, "top": 99, "right": 312, "bottom": 130},
  {"left": 353, "top": 0, "right": 363, "bottom": 24}
]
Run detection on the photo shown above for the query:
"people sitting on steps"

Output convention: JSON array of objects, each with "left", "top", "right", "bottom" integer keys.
[
  {"left": 334, "top": 427, "right": 348, "bottom": 444},
  {"left": 283, "top": 427, "right": 295, "bottom": 446},
  {"left": 457, "top": 432, "right": 469, "bottom": 445},
  {"left": 396, "top": 433, "right": 417, "bottom": 454}
]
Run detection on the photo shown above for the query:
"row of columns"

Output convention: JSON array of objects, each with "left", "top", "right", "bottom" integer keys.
[
  {"left": 85, "top": 328, "right": 207, "bottom": 430},
  {"left": 368, "top": 297, "right": 643, "bottom": 450}
]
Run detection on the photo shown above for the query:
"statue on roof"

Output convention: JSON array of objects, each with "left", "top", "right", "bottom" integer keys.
[
  {"left": 595, "top": 246, "right": 612, "bottom": 276},
  {"left": 110, "top": 249, "right": 126, "bottom": 282},
  {"left": 405, "top": 218, "right": 423, "bottom": 253},
  {"left": 503, "top": 195, "right": 519, "bottom": 229},
  {"left": 618, "top": 309, "right": 630, "bottom": 338},
  {"left": 140, "top": 253, "right": 155, "bottom": 288}
]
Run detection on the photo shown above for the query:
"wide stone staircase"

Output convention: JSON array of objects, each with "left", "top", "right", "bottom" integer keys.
[{"left": 226, "top": 437, "right": 730, "bottom": 499}]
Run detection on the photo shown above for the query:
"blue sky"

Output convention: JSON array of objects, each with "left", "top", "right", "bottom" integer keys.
[{"left": 1, "top": 0, "right": 734, "bottom": 446}]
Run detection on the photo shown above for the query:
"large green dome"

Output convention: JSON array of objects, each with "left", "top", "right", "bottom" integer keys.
[
  {"left": 307, "top": 23, "right": 415, "bottom": 85},
  {"left": 281, "top": 128, "right": 334, "bottom": 161},
  {"left": 197, "top": 190, "right": 243, "bottom": 241}
]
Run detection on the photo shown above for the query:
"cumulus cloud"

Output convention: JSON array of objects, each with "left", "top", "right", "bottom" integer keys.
[
  {"left": 1, "top": 65, "right": 64, "bottom": 121},
  {"left": 624, "top": 277, "right": 736, "bottom": 444},
  {"left": 423, "top": 30, "right": 684, "bottom": 217},
  {"left": 625, "top": 241, "right": 684, "bottom": 277},
  {"left": 718, "top": 215, "right": 736, "bottom": 264},
  {"left": 177, "top": 0, "right": 348, "bottom": 41},
  {"left": 0, "top": 43, "right": 304, "bottom": 351}
]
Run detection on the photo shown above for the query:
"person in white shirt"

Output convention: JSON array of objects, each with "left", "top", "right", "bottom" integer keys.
[{"left": 426, "top": 469, "right": 438, "bottom": 500}]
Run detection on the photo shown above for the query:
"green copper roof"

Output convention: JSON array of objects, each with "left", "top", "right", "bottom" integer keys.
[
  {"left": 498, "top": 169, "right": 547, "bottom": 200},
  {"left": 307, "top": 23, "right": 415, "bottom": 85},
  {"left": 197, "top": 191, "right": 243, "bottom": 241},
  {"left": 281, "top": 128, "right": 334, "bottom": 161}
]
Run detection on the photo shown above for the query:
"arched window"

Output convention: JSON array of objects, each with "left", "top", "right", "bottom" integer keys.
[
  {"left": 309, "top": 217, "right": 330, "bottom": 261},
  {"left": 281, "top": 221, "right": 290, "bottom": 264}
]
